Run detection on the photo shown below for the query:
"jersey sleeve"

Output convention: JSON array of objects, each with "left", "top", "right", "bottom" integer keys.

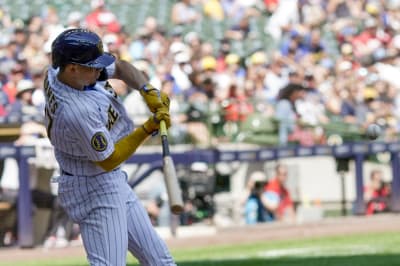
[
  {"left": 105, "top": 62, "right": 116, "bottom": 77},
  {"left": 64, "top": 105, "right": 114, "bottom": 162},
  {"left": 97, "top": 62, "right": 116, "bottom": 81}
]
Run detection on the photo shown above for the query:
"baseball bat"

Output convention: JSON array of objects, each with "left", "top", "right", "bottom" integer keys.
[{"left": 160, "top": 120, "right": 184, "bottom": 214}]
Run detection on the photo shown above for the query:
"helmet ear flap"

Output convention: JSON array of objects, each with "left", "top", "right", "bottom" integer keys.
[
  {"left": 51, "top": 48, "right": 67, "bottom": 69},
  {"left": 51, "top": 37, "right": 63, "bottom": 69},
  {"left": 51, "top": 52, "right": 60, "bottom": 68}
]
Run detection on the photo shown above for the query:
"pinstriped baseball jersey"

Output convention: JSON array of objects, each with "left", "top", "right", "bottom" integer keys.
[
  {"left": 44, "top": 65, "right": 133, "bottom": 176},
  {"left": 45, "top": 65, "right": 176, "bottom": 265}
]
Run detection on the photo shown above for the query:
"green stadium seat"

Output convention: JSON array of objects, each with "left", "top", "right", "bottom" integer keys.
[
  {"left": 234, "top": 113, "right": 280, "bottom": 146},
  {"left": 322, "top": 116, "right": 365, "bottom": 142}
]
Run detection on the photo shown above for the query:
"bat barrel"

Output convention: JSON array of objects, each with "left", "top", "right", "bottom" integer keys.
[{"left": 160, "top": 120, "right": 184, "bottom": 214}]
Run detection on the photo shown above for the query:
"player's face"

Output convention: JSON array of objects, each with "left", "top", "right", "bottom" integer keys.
[
  {"left": 60, "top": 64, "right": 103, "bottom": 90},
  {"left": 76, "top": 65, "right": 102, "bottom": 85}
]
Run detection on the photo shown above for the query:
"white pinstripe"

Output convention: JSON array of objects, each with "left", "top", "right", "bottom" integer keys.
[{"left": 45, "top": 67, "right": 176, "bottom": 266}]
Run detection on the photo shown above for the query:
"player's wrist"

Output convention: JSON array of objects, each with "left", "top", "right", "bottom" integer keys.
[
  {"left": 141, "top": 124, "right": 152, "bottom": 135},
  {"left": 139, "top": 83, "right": 156, "bottom": 92},
  {"left": 142, "top": 119, "right": 159, "bottom": 136}
]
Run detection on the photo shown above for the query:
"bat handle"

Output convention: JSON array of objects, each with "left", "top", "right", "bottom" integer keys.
[
  {"left": 160, "top": 120, "right": 167, "bottom": 137},
  {"left": 159, "top": 120, "right": 170, "bottom": 157}
]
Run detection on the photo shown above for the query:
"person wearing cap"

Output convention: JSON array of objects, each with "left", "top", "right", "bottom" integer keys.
[
  {"left": 6, "top": 79, "right": 42, "bottom": 123},
  {"left": 201, "top": 55, "right": 217, "bottom": 72},
  {"left": 203, "top": 0, "right": 225, "bottom": 21},
  {"left": 243, "top": 171, "right": 268, "bottom": 224},
  {"left": 45, "top": 28, "right": 175, "bottom": 265},
  {"left": 225, "top": 53, "right": 246, "bottom": 79}
]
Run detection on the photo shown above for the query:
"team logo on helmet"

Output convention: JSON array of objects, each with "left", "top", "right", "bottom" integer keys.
[{"left": 91, "top": 132, "right": 108, "bottom": 152}]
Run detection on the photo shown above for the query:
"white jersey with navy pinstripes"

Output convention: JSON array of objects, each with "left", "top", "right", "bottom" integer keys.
[{"left": 44, "top": 65, "right": 133, "bottom": 176}]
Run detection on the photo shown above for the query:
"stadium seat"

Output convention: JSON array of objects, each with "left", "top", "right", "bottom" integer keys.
[
  {"left": 235, "top": 113, "right": 280, "bottom": 146},
  {"left": 322, "top": 116, "right": 365, "bottom": 142}
]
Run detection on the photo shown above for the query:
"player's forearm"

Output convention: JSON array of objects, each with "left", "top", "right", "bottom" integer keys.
[
  {"left": 96, "top": 126, "right": 150, "bottom": 171},
  {"left": 113, "top": 59, "right": 148, "bottom": 90}
]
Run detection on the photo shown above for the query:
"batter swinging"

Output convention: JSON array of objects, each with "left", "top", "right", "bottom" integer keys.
[{"left": 44, "top": 28, "right": 176, "bottom": 265}]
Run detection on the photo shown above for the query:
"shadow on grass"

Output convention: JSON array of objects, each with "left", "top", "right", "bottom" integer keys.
[{"left": 128, "top": 254, "right": 400, "bottom": 266}]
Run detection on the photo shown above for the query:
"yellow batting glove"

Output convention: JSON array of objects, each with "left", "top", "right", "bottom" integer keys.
[
  {"left": 139, "top": 84, "right": 170, "bottom": 113},
  {"left": 142, "top": 107, "right": 171, "bottom": 135}
]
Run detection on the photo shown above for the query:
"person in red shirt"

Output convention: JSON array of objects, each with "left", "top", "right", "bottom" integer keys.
[
  {"left": 264, "top": 0, "right": 279, "bottom": 14},
  {"left": 261, "top": 163, "right": 295, "bottom": 222},
  {"left": 364, "top": 169, "right": 390, "bottom": 215},
  {"left": 223, "top": 83, "right": 254, "bottom": 123},
  {"left": 2, "top": 64, "right": 26, "bottom": 105},
  {"left": 85, "top": 0, "right": 121, "bottom": 34}
]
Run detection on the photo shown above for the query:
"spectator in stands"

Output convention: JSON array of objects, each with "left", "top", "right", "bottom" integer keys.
[
  {"left": 184, "top": 31, "right": 203, "bottom": 62},
  {"left": 264, "top": 0, "right": 300, "bottom": 41},
  {"left": 42, "top": 6, "right": 65, "bottom": 43},
  {"left": 275, "top": 83, "right": 314, "bottom": 146},
  {"left": 296, "top": 74, "right": 329, "bottom": 127},
  {"left": 261, "top": 163, "right": 295, "bottom": 222},
  {"left": 351, "top": 17, "right": 389, "bottom": 59},
  {"left": 223, "top": 83, "right": 254, "bottom": 123},
  {"left": 326, "top": 0, "right": 360, "bottom": 20},
  {"left": 298, "top": 0, "right": 325, "bottom": 27},
  {"left": 66, "top": 11, "right": 84, "bottom": 29},
  {"left": 224, "top": 15, "right": 252, "bottom": 41},
  {"left": 85, "top": 0, "right": 121, "bottom": 34},
  {"left": 0, "top": 86, "right": 9, "bottom": 117},
  {"left": 339, "top": 84, "right": 366, "bottom": 125},
  {"left": 183, "top": 76, "right": 214, "bottom": 145},
  {"left": 263, "top": 53, "right": 287, "bottom": 103},
  {"left": 2, "top": 63, "right": 26, "bottom": 105},
  {"left": 222, "top": 0, "right": 260, "bottom": 23},
  {"left": 203, "top": 0, "right": 225, "bottom": 21},
  {"left": 6, "top": 79, "right": 42, "bottom": 123},
  {"left": 213, "top": 52, "right": 246, "bottom": 98},
  {"left": 224, "top": 53, "right": 246, "bottom": 80},
  {"left": 129, "top": 27, "right": 152, "bottom": 61},
  {"left": 171, "top": 0, "right": 201, "bottom": 26},
  {"left": 364, "top": 169, "right": 391, "bottom": 215},
  {"left": 264, "top": 0, "right": 279, "bottom": 15},
  {"left": 243, "top": 171, "right": 269, "bottom": 224}
]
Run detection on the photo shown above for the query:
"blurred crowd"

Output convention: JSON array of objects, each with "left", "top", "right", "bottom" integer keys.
[{"left": 0, "top": 0, "right": 399, "bottom": 147}]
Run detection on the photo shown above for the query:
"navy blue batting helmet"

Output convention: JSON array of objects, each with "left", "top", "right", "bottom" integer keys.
[{"left": 51, "top": 28, "right": 115, "bottom": 69}]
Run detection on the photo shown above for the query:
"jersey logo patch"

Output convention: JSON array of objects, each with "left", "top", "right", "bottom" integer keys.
[{"left": 91, "top": 132, "right": 108, "bottom": 152}]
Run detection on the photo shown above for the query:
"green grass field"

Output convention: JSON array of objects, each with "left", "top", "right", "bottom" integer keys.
[{"left": 5, "top": 231, "right": 400, "bottom": 266}]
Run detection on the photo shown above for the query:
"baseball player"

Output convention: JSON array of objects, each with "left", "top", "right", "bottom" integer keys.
[{"left": 44, "top": 28, "right": 176, "bottom": 265}]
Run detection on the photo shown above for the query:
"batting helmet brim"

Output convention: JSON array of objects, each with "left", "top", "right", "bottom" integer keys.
[{"left": 78, "top": 52, "right": 115, "bottom": 69}]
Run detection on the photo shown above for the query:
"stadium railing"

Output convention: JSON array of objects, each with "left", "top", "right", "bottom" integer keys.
[{"left": 1, "top": 139, "right": 400, "bottom": 248}]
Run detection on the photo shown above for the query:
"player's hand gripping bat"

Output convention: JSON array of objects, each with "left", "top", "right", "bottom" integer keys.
[{"left": 160, "top": 120, "right": 184, "bottom": 214}]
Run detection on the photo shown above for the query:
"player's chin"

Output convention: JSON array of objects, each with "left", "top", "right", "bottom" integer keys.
[{"left": 88, "top": 77, "right": 98, "bottom": 85}]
